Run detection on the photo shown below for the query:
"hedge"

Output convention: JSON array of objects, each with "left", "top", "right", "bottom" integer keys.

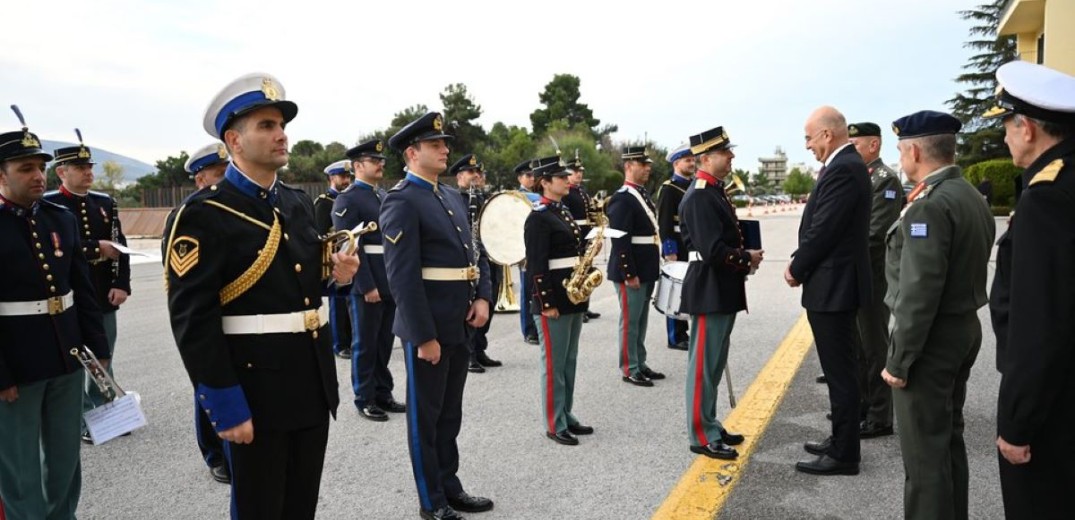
[{"left": 963, "top": 159, "right": 1022, "bottom": 207}]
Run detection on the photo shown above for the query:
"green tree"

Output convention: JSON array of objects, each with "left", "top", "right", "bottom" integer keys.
[
  {"left": 946, "top": 0, "right": 1017, "bottom": 167},
  {"left": 440, "top": 83, "right": 487, "bottom": 157},
  {"left": 284, "top": 140, "right": 347, "bottom": 183},
  {"left": 751, "top": 169, "right": 772, "bottom": 195},
  {"left": 530, "top": 74, "right": 602, "bottom": 138},
  {"left": 782, "top": 167, "right": 816, "bottom": 196},
  {"left": 964, "top": 158, "right": 1021, "bottom": 207},
  {"left": 477, "top": 122, "right": 535, "bottom": 190},
  {"left": 92, "top": 160, "right": 125, "bottom": 192},
  {"left": 530, "top": 122, "right": 622, "bottom": 193}
]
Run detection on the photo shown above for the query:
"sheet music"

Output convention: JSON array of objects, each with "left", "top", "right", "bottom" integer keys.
[{"left": 84, "top": 392, "right": 147, "bottom": 445}]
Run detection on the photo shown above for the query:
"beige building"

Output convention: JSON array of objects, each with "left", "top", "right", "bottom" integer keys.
[
  {"left": 998, "top": 0, "right": 1075, "bottom": 75},
  {"left": 758, "top": 147, "right": 788, "bottom": 187}
]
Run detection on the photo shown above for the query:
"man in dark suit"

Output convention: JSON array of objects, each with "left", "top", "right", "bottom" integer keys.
[
  {"left": 986, "top": 61, "right": 1075, "bottom": 519},
  {"left": 786, "top": 106, "right": 871, "bottom": 476},
  {"left": 381, "top": 112, "right": 494, "bottom": 520}
]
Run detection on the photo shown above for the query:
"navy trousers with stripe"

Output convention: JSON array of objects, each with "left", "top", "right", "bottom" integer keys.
[{"left": 403, "top": 341, "right": 469, "bottom": 511}]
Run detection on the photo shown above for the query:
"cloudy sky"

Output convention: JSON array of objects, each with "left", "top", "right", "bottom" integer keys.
[{"left": 1, "top": 0, "right": 978, "bottom": 172}]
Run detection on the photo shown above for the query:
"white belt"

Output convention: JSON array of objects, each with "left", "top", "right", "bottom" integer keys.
[
  {"left": 631, "top": 235, "right": 658, "bottom": 245},
  {"left": 688, "top": 251, "right": 703, "bottom": 262},
  {"left": 673, "top": 225, "right": 681, "bottom": 233},
  {"left": 0, "top": 291, "right": 74, "bottom": 316},
  {"left": 363, "top": 244, "right": 384, "bottom": 254},
  {"left": 422, "top": 266, "right": 478, "bottom": 281},
  {"left": 548, "top": 257, "right": 579, "bottom": 270},
  {"left": 221, "top": 305, "right": 329, "bottom": 335},
  {"left": 573, "top": 219, "right": 589, "bottom": 226}
]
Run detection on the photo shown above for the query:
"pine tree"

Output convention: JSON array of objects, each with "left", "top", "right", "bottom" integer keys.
[{"left": 946, "top": 0, "right": 1018, "bottom": 167}]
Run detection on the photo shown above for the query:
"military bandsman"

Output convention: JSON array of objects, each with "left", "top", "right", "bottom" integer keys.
[
  {"left": 44, "top": 129, "right": 131, "bottom": 444},
  {"left": 515, "top": 159, "right": 540, "bottom": 345},
  {"left": 318, "top": 159, "right": 355, "bottom": 359},
  {"left": 678, "top": 127, "right": 760, "bottom": 460},
  {"left": 333, "top": 139, "right": 406, "bottom": 422},
  {"left": 0, "top": 107, "right": 110, "bottom": 519},
  {"left": 561, "top": 154, "right": 601, "bottom": 323},
  {"left": 186, "top": 142, "right": 229, "bottom": 190},
  {"left": 846, "top": 122, "right": 903, "bottom": 439},
  {"left": 606, "top": 146, "right": 664, "bottom": 386},
  {"left": 524, "top": 156, "right": 596, "bottom": 446},
  {"left": 164, "top": 72, "right": 357, "bottom": 519},
  {"left": 381, "top": 112, "right": 494, "bottom": 520},
  {"left": 881, "top": 110, "right": 994, "bottom": 519},
  {"left": 985, "top": 61, "right": 1075, "bottom": 519},
  {"left": 450, "top": 154, "right": 503, "bottom": 373},
  {"left": 657, "top": 142, "right": 695, "bottom": 351}
]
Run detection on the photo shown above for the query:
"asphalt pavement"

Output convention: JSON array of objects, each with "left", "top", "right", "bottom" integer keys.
[{"left": 76, "top": 207, "right": 1009, "bottom": 519}]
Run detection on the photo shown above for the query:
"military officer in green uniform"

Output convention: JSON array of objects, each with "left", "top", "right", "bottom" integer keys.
[
  {"left": 847, "top": 122, "right": 903, "bottom": 438},
  {"left": 679, "top": 126, "right": 761, "bottom": 460},
  {"left": 524, "top": 156, "right": 596, "bottom": 446},
  {"left": 881, "top": 110, "right": 994, "bottom": 520},
  {"left": 985, "top": 60, "right": 1075, "bottom": 520}
]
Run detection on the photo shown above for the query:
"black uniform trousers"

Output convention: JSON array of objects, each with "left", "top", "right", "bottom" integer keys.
[
  {"left": 195, "top": 397, "right": 225, "bottom": 469},
  {"left": 349, "top": 297, "right": 396, "bottom": 407},
  {"left": 329, "top": 293, "right": 353, "bottom": 355},
  {"left": 403, "top": 341, "right": 468, "bottom": 511},
  {"left": 472, "top": 264, "right": 501, "bottom": 354},
  {"left": 807, "top": 310, "right": 862, "bottom": 462},
  {"left": 226, "top": 421, "right": 329, "bottom": 520},
  {"left": 519, "top": 269, "right": 537, "bottom": 339}
]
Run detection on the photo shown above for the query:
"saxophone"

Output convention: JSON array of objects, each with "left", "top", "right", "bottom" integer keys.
[{"left": 563, "top": 203, "right": 606, "bottom": 305}]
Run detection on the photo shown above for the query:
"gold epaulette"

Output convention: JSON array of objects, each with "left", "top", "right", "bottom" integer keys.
[{"left": 1029, "top": 159, "right": 1064, "bottom": 186}]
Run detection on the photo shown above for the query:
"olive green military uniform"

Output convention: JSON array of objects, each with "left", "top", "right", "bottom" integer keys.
[
  {"left": 884, "top": 165, "right": 995, "bottom": 520},
  {"left": 858, "top": 158, "right": 903, "bottom": 430}
]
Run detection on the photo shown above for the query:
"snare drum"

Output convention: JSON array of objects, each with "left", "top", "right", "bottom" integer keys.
[{"left": 653, "top": 261, "right": 689, "bottom": 321}]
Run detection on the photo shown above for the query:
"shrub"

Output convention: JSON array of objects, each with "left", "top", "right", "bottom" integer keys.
[{"left": 964, "top": 159, "right": 1022, "bottom": 207}]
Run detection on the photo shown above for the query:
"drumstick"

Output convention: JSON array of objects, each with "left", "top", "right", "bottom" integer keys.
[{"left": 725, "top": 361, "right": 736, "bottom": 408}]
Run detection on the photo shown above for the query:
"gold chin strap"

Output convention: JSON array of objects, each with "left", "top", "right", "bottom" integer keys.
[{"left": 219, "top": 211, "right": 281, "bottom": 306}]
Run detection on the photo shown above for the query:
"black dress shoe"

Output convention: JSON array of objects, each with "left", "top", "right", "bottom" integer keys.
[
  {"left": 420, "top": 506, "right": 465, "bottom": 520},
  {"left": 567, "top": 423, "right": 594, "bottom": 435},
  {"left": 585, "top": 310, "right": 601, "bottom": 320},
  {"left": 524, "top": 335, "right": 540, "bottom": 345},
  {"left": 81, "top": 432, "right": 93, "bottom": 445},
  {"left": 690, "top": 441, "right": 739, "bottom": 460},
  {"left": 358, "top": 403, "right": 389, "bottom": 422},
  {"left": 826, "top": 412, "right": 832, "bottom": 421},
  {"left": 795, "top": 454, "right": 859, "bottom": 475},
  {"left": 209, "top": 464, "right": 231, "bottom": 484},
  {"left": 582, "top": 314, "right": 590, "bottom": 323},
  {"left": 815, "top": 374, "right": 827, "bottom": 384},
  {"left": 377, "top": 397, "right": 406, "bottom": 413},
  {"left": 667, "top": 341, "right": 689, "bottom": 351},
  {"left": 546, "top": 430, "right": 579, "bottom": 446},
  {"left": 804, "top": 437, "right": 833, "bottom": 456},
  {"left": 447, "top": 492, "right": 494, "bottom": 513},
  {"left": 475, "top": 351, "right": 502, "bottom": 367},
  {"left": 720, "top": 429, "right": 745, "bottom": 446},
  {"left": 467, "top": 360, "right": 486, "bottom": 373},
  {"left": 859, "top": 421, "right": 894, "bottom": 439},
  {"left": 622, "top": 374, "right": 654, "bottom": 387},
  {"left": 335, "top": 348, "right": 352, "bottom": 359},
  {"left": 641, "top": 367, "right": 666, "bottom": 380}
]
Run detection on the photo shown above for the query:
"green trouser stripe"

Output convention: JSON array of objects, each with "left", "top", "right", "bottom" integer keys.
[
  {"left": 615, "top": 282, "right": 654, "bottom": 377},
  {"left": 0, "top": 370, "right": 83, "bottom": 520},
  {"left": 535, "top": 313, "right": 584, "bottom": 434},
  {"left": 685, "top": 312, "right": 737, "bottom": 447}
]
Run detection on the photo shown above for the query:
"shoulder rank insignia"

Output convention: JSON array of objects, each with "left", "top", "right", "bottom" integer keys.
[
  {"left": 1029, "top": 159, "right": 1064, "bottom": 186},
  {"left": 695, "top": 179, "right": 706, "bottom": 189},
  {"left": 334, "top": 208, "right": 347, "bottom": 217},
  {"left": 170, "top": 236, "right": 200, "bottom": 277},
  {"left": 384, "top": 230, "right": 403, "bottom": 244}
]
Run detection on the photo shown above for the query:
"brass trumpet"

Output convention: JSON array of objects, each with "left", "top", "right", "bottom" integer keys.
[
  {"left": 321, "top": 221, "right": 377, "bottom": 280},
  {"left": 70, "top": 346, "right": 123, "bottom": 402},
  {"left": 726, "top": 173, "right": 746, "bottom": 196}
]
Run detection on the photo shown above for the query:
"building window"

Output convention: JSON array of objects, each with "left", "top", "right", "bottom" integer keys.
[{"left": 1037, "top": 34, "right": 1045, "bottom": 64}]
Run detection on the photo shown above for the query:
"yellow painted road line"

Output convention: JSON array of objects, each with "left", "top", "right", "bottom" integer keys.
[{"left": 652, "top": 313, "right": 814, "bottom": 520}]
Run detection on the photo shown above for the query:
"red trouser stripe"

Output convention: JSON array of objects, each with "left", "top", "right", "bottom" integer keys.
[
  {"left": 619, "top": 284, "right": 631, "bottom": 376},
  {"left": 692, "top": 315, "right": 709, "bottom": 446},
  {"left": 541, "top": 315, "right": 556, "bottom": 434}
]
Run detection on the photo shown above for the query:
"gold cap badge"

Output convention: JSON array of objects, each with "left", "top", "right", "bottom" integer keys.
[{"left": 261, "top": 78, "right": 280, "bottom": 101}]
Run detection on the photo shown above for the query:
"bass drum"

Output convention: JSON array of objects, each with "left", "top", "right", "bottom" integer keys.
[
  {"left": 477, "top": 191, "right": 534, "bottom": 266},
  {"left": 653, "top": 261, "right": 689, "bottom": 321}
]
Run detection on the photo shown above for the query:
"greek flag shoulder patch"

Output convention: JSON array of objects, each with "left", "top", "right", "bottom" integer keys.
[
  {"left": 910, "top": 222, "right": 928, "bottom": 238},
  {"left": 884, "top": 189, "right": 897, "bottom": 200}
]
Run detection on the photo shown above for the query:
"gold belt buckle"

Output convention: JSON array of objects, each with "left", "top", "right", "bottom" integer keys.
[
  {"left": 47, "top": 296, "right": 66, "bottom": 315},
  {"left": 303, "top": 309, "right": 320, "bottom": 331},
  {"left": 464, "top": 266, "right": 478, "bottom": 281}
]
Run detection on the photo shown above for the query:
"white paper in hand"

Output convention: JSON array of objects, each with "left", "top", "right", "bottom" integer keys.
[
  {"left": 84, "top": 391, "right": 147, "bottom": 445},
  {"left": 112, "top": 243, "right": 153, "bottom": 257},
  {"left": 592, "top": 227, "right": 627, "bottom": 239}
]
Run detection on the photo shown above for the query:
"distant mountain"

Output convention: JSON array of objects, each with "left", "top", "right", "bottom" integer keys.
[{"left": 41, "top": 140, "right": 156, "bottom": 182}]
